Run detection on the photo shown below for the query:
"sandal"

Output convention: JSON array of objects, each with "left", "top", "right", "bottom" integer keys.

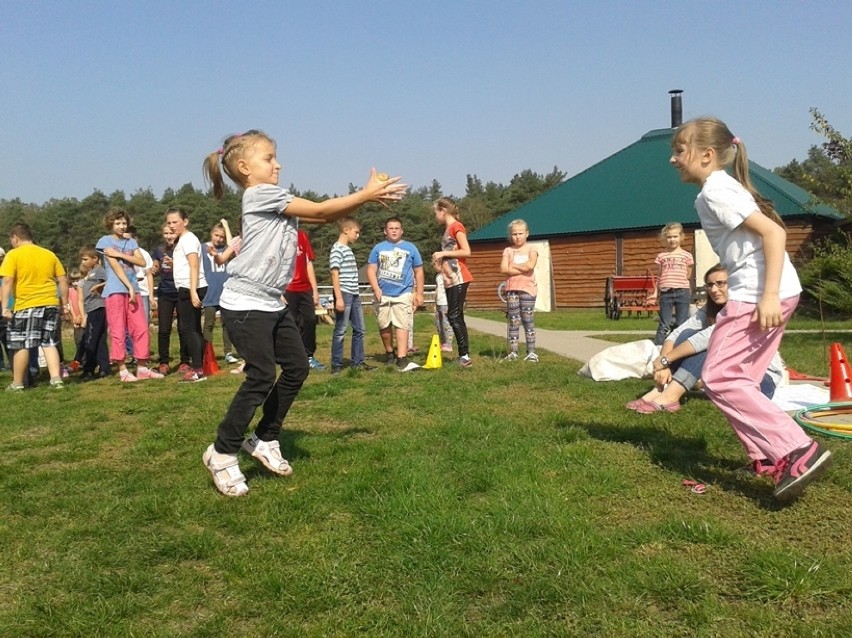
[
  {"left": 635, "top": 399, "right": 681, "bottom": 413},
  {"left": 626, "top": 398, "right": 648, "bottom": 410},
  {"left": 203, "top": 444, "right": 249, "bottom": 497}
]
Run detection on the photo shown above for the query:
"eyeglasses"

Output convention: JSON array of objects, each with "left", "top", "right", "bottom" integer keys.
[{"left": 706, "top": 280, "right": 728, "bottom": 289}]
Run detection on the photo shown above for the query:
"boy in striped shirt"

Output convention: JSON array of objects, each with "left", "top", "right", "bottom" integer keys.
[{"left": 329, "top": 217, "right": 374, "bottom": 374}]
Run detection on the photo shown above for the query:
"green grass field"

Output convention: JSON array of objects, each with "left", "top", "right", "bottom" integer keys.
[{"left": 1, "top": 313, "right": 851, "bottom": 636}]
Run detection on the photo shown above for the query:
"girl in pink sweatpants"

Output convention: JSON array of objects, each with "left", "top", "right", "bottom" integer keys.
[{"left": 669, "top": 117, "right": 831, "bottom": 504}]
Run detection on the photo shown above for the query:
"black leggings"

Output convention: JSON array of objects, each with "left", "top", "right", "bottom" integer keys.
[
  {"left": 177, "top": 287, "right": 207, "bottom": 369},
  {"left": 445, "top": 282, "right": 470, "bottom": 357}
]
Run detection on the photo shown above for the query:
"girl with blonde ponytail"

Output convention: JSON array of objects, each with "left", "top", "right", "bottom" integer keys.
[{"left": 669, "top": 117, "right": 830, "bottom": 504}]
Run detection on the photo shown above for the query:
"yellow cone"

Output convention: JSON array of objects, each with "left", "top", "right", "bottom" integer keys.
[{"left": 422, "top": 335, "right": 443, "bottom": 369}]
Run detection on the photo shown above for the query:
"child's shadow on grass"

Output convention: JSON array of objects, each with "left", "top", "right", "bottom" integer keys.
[{"left": 572, "top": 419, "right": 782, "bottom": 510}]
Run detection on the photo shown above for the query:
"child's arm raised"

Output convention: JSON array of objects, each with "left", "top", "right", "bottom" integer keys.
[{"left": 287, "top": 170, "right": 407, "bottom": 223}]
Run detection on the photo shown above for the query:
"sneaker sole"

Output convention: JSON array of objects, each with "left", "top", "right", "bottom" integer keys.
[{"left": 773, "top": 450, "right": 832, "bottom": 503}]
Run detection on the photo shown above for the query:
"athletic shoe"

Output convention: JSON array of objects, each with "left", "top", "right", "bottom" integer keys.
[
  {"left": 70, "top": 360, "right": 80, "bottom": 372},
  {"left": 396, "top": 357, "right": 421, "bottom": 372},
  {"left": 180, "top": 370, "right": 206, "bottom": 383},
  {"left": 524, "top": 352, "right": 539, "bottom": 363},
  {"left": 136, "top": 367, "right": 165, "bottom": 380},
  {"left": 331, "top": 366, "right": 343, "bottom": 375},
  {"left": 503, "top": 352, "right": 519, "bottom": 362},
  {"left": 49, "top": 379, "right": 65, "bottom": 390},
  {"left": 308, "top": 357, "right": 326, "bottom": 371},
  {"left": 459, "top": 355, "right": 473, "bottom": 368},
  {"left": 230, "top": 362, "right": 245, "bottom": 375},
  {"left": 203, "top": 444, "right": 249, "bottom": 497},
  {"left": 5, "top": 384, "right": 24, "bottom": 393},
  {"left": 60, "top": 367, "right": 70, "bottom": 378},
  {"left": 224, "top": 352, "right": 241, "bottom": 364},
  {"left": 441, "top": 344, "right": 453, "bottom": 353},
  {"left": 773, "top": 441, "right": 832, "bottom": 503},
  {"left": 157, "top": 363, "right": 170, "bottom": 376},
  {"left": 241, "top": 434, "right": 293, "bottom": 476},
  {"left": 384, "top": 352, "right": 397, "bottom": 366},
  {"left": 352, "top": 362, "right": 377, "bottom": 371},
  {"left": 177, "top": 363, "right": 192, "bottom": 374},
  {"left": 120, "top": 370, "right": 138, "bottom": 383}
]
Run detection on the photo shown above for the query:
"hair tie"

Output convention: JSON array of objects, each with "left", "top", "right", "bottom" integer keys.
[
  {"left": 216, "top": 147, "right": 223, "bottom": 155},
  {"left": 732, "top": 136, "right": 741, "bottom": 145}
]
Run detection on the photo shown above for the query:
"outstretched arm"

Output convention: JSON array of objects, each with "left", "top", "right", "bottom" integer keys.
[{"left": 287, "top": 169, "right": 407, "bottom": 223}]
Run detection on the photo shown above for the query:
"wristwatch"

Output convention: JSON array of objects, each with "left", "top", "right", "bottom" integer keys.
[{"left": 659, "top": 356, "right": 670, "bottom": 368}]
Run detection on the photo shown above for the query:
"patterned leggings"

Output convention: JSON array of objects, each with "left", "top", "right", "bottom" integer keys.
[{"left": 506, "top": 291, "right": 536, "bottom": 354}]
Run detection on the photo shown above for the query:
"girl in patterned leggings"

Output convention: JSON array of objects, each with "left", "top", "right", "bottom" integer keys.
[{"left": 500, "top": 219, "right": 538, "bottom": 362}]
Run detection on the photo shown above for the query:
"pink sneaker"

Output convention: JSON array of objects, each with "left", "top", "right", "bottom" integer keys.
[
  {"left": 120, "top": 370, "right": 138, "bottom": 383},
  {"left": 441, "top": 344, "right": 452, "bottom": 353},
  {"left": 136, "top": 367, "right": 164, "bottom": 380}
]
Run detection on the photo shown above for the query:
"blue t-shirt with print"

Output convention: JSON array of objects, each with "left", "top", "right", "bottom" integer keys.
[
  {"left": 95, "top": 235, "right": 139, "bottom": 296},
  {"left": 368, "top": 240, "right": 423, "bottom": 297}
]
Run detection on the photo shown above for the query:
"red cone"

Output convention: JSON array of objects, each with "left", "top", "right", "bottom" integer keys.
[
  {"left": 829, "top": 342, "right": 852, "bottom": 402},
  {"left": 203, "top": 341, "right": 220, "bottom": 376}
]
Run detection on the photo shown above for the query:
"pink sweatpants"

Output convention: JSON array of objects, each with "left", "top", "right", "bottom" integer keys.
[
  {"left": 105, "top": 294, "right": 150, "bottom": 362},
  {"left": 702, "top": 296, "right": 810, "bottom": 463}
]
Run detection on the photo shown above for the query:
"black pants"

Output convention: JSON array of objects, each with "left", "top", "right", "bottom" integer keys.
[
  {"left": 157, "top": 293, "right": 189, "bottom": 366},
  {"left": 283, "top": 289, "right": 317, "bottom": 357},
  {"left": 177, "top": 287, "right": 207, "bottom": 369},
  {"left": 214, "top": 307, "right": 309, "bottom": 454},
  {"left": 445, "top": 282, "right": 471, "bottom": 357},
  {"left": 81, "top": 307, "right": 111, "bottom": 374}
]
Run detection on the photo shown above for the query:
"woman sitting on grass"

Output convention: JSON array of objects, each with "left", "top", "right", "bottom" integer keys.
[{"left": 627, "top": 264, "right": 783, "bottom": 414}]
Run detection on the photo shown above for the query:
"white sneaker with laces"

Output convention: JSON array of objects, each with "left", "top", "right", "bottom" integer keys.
[
  {"left": 203, "top": 444, "right": 249, "bottom": 497},
  {"left": 242, "top": 435, "right": 293, "bottom": 476},
  {"left": 224, "top": 353, "right": 240, "bottom": 364},
  {"left": 524, "top": 352, "right": 539, "bottom": 363},
  {"left": 503, "top": 352, "right": 519, "bottom": 362}
]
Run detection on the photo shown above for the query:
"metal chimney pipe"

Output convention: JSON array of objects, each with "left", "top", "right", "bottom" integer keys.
[{"left": 669, "top": 89, "right": 683, "bottom": 128}]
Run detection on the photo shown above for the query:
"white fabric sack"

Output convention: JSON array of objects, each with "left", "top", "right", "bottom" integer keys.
[{"left": 578, "top": 339, "right": 661, "bottom": 381}]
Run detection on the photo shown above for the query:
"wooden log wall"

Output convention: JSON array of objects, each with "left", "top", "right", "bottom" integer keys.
[{"left": 466, "top": 217, "right": 836, "bottom": 309}]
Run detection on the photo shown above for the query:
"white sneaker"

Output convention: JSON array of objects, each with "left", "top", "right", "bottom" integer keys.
[
  {"left": 524, "top": 352, "right": 539, "bottom": 363},
  {"left": 241, "top": 435, "right": 293, "bottom": 476},
  {"left": 503, "top": 352, "right": 519, "bottom": 362},
  {"left": 224, "top": 353, "right": 240, "bottom": 364},
  {"left": 203, "top": 444, "right": 249, "bottom": 497}
]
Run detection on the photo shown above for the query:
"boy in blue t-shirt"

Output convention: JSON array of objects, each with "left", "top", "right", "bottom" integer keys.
[{"left": 366, "top": 216, "right": 424, "bottom": 372}]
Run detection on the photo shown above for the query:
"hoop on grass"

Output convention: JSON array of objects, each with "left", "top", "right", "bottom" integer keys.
[{"left": 794, "top": 402, "right": 852, "bottom": 440}]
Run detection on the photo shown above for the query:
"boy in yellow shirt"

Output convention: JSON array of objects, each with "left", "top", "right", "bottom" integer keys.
[{"left": 0, "top": 223, "right": 69, "bottom": 390}]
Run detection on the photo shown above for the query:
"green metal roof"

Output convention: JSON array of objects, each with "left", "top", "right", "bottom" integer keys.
[{"left": 470, "top": 128, "right": 844, "bottom": 242}]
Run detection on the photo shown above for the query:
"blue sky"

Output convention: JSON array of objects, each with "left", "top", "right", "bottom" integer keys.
[{"left": 2, "top": 1, "right": 850, "bottom": 205}]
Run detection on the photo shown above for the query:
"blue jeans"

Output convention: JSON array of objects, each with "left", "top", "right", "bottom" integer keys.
[
  {"left": 331, "top": 292, "right": 365, "bottom": 367},
  {"left": 671, "top": 329, "right": 775, "bottom": 398},
  {"left": 655, "top": 288, "right": 691, "bottom": 345}
]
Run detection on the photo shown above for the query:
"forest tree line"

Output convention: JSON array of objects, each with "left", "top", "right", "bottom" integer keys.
[
  {"left": 1, "top": 110, "right": 849, "bottom": 306},
  {"left": 0, "top": 168, "right": 566, "bottom": 283}
]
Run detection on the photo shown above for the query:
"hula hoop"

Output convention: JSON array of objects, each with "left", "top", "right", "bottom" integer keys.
[{"left": 794, "top": 401, "right": 852, "bottom": 440}]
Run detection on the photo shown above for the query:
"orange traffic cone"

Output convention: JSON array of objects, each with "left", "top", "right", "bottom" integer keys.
[
  {"left": 422, "top": 335, "right": 443, "bottom": 370},
  {"left": 829, "top": 342, "right": 852, "bottom": 402},
  {"left": 203, "top": 341, "right": 220, "bottom": 376}
]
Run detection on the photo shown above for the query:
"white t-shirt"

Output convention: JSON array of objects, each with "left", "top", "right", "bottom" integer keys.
[
  {"left": 173, "top": 231, "right": 208, "bottom": 290},
  {"left": 134, "top": 247, "right": 154, "bottom": 296},
  {"left": 695, "top": 170, "right": 801, "bottom": 303}
]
